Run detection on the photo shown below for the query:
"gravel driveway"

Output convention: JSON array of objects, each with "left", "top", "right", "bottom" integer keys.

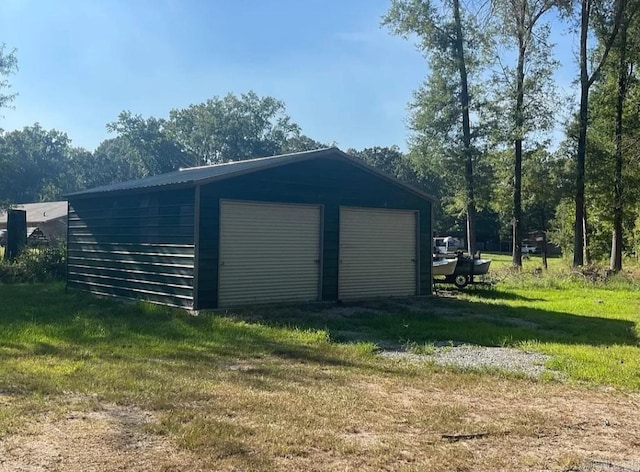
[{"left": 380, "top": 344, "right": 554, "bottom": 378}]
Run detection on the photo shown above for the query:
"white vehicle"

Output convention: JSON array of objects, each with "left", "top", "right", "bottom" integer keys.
[
  {"left": 521, "top": 243, "right": 539, "bottom": 254},
  {"left": 433, "top": 236, "right": 465, "bottom": 254}
]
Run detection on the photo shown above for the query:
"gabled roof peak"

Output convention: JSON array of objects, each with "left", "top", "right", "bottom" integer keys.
[
  {"left": 178, "top": 147, "right": 339, "bottom": 172},
  {"left": 67, "top": 146, "right": 435, "bottom": 202}
]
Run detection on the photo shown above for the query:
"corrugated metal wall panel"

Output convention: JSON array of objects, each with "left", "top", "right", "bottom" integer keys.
[
  {"left": 218, "top": 200, "right": 321, "bottom": 307},
  {"left": 66, "top": 189, "right": 196, "bottom": 308},
  {"left": 67, "top": 241, "right": 195, "bottom": 307},
  {"left": 339, "top": 207, "right": 417, "bottom": 301}
]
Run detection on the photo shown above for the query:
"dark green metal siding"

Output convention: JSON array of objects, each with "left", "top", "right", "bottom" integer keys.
[
  {"left": 196, "top": 157, "right": 432, "bottom": 309},
  {"left": 67, "top": 188, "right": 196, "bottom": 308}
]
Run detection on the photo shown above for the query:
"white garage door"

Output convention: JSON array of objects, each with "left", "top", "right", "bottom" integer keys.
[
  {"left": 218, "top": 200, "right": 322, "bottom": 307},
  {"left": 339, "top": 207, "right": 417, "bottom": 301}
]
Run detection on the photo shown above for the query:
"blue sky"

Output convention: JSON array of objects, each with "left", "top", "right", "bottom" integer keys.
[{"left": 1, "top": 0, "right": 575, "bottom": 152}]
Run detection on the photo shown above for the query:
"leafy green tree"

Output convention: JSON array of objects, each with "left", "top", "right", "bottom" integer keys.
[
  {"left": 0, "top": 43, "right": 17, "bottom": 113},
  {"left": 549, "top": 197, "right": 576, "bottom": 255},
  {"left": 348, "top": 145, "right": 438, "bottom": 193},
  {"left": 522, "top": 149, "right": 573, "bottom": 233},
  {"left": 608, "top": 0, "right": 640, "bottom": 271},
  {"left": 489, "top": 0, "right": 560, "bottom": 266},
  {"left": 167, "top": 91, "right": 302, "bottom": 164},
  {"left": 585, "top": 2, "right": 640, "bottom": 266},
  {"left": 109, "top": 92, "right": 309, "bottom": 174},
  {"left": 0, "top": 44, "right": 17, "bottom": 208},
  {"left": 80, "top": 137, "right": 145, "bottom": 188},
  {"left": 570, "top": 0, "right": 625, "bottom": 266},
  {"left": 107, "top": 111, "right": 194, "bottom": 175},
  {"left": 281, "top": 135, "right": 327, "bottom": 154},
  {"left": 348, "top": 145, "right": 409, "bottom": 177},
  {"left": 0, "top": 125, "right": 81, "bottom": 202},
  {"left": 384, "top": 0, "right": 492, "bottom": 255},
  {"left": 488, "top": 145, "right": 572, "bottom": 246}
]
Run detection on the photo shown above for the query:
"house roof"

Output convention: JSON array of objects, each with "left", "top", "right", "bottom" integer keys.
[
  {"left": 0, "top": 201, "right": 68, "bottom": 229},
  {"left": 67, "top": 147, "right": 436, "bottom": 202}
]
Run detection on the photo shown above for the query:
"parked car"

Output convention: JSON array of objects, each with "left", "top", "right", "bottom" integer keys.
[{"left": 521, "top": 243, "right": 539, "bottom": 254}]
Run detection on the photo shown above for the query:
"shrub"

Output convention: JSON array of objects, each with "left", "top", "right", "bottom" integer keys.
[{"left": 0, "top": 244, "right": 66, "bottom": 283}]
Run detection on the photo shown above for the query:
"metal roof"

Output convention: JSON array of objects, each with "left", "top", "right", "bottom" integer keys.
[
  {"left": 67, "top": 147, "right": 436, "bottom": 202},
  {"left": 0, "top": 201, "right": 68, "bottom": 228}
]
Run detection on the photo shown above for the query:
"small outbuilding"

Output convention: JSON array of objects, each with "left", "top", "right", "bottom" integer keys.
[
  {"left": 66, "top": 148, "right": 434, "bottom": 309},
  {"left": 0, "top": 201, "right": 68, "bottom": 244}
]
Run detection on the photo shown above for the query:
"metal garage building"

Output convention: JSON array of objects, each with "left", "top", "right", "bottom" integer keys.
[{"left": 66, "top": 148, "right": 434, "bottom": 309}]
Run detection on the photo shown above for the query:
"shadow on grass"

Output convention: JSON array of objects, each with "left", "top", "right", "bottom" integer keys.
[
  {"left": 1, "top": 283, "right": 638, "bottom": 377},
  {"left": 223, "top": 293, "right": 639, "bottom": 349},
  {"left": 0, "top": 283, "right": 383, "bottom": 378},
  {"left": 445, "top": 287, "right": 544, "bottom": 302}
]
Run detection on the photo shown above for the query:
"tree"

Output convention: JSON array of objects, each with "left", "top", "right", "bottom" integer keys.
[
  {"left": 81, "top": 137, "right": 145, "bottom": 188},
  {"left": 348, "top": 145, "right": 435, "bottom": 190},
  {"left": 108, "top": 92, "right": 308, "bottom": 174},
  {"left": 490, "top": 0, "right": 559, "bottom": 266},
  {"left": 0, "top": 125, "right": 81, "bottom": 202},
  {"left": 348, "top": 145, "right": 409, "bottom": 177},
  {"left": 107, "top": 111, "right": 194, "bottom": 175},
  {"left": 384, "top": 0, "right": 491, "bottom": 255},
  {"left": 522, "top": 148, "right": 573, "bottom": 232},
  {"left": 609, "top": 0, "right": 640, "bottom": 271},
  {"left": 167, "top": 91, "right": 302, "bottom": 165},
  {"left": 281, "top": 135, "right": 327, "bottom": 154},
  {"left": 0, "top": 43, "right": 17, "bottom": 113},
  {"left": 571, "top": 0, "right": 625, "bottom": 266},
  {"left": 584, "top": 1, "right": 640, "bottom": 266},
  {"left": 488, "top": 145, "right": 572, "bottom": 248}
]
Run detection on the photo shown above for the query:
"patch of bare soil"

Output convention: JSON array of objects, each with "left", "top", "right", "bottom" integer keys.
[
  {"left": 0, "top": 398, "right": 206, "bottom": 472},
  {"left": 347, "top": 379, "right": 640, "bottom": 472},
  {"left": 1, "top": 383, "right": 640, "bottom": 471}
]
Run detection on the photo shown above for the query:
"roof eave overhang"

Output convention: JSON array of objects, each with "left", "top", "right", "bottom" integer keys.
[{"left": 66, "top": 180, "right": 197, "bottom": 200}]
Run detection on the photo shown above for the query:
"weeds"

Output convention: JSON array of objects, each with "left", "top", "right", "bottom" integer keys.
[
  {"left": 0, "top": 244, "right": 66, "bottom": 283},
  {"left": 403, "top": 340, "right": 436, "bottom": 355}
]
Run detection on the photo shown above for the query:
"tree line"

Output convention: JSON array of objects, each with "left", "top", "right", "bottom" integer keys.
[
  {"left": 384, "top": 0, "right": 640, "bottom": 271},
  {"left": 0, "top": 91, "right": 326, "bottom": 203},
  {"left": 2, "top": 0, "right": 640, "bottom": 272}
]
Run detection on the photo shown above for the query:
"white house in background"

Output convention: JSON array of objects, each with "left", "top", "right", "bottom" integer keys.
[{"left": 0, "top": 201, "right": 68, "bottom": 244}]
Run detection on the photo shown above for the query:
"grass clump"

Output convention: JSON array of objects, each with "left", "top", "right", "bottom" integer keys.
[{"left": 403, "top": 341, "right": 436, "bottom": 355}]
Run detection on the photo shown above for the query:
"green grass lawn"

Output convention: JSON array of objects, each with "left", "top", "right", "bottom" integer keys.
[
  {"left": 1, "top": 275, "right": 640, "bottom": 470},
  {"left": 1, "top": 273, "right": 639, "bottom": 395}
]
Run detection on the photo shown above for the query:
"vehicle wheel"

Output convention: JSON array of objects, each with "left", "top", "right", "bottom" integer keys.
[{"left": 454, "top": 274, "right": 469, "bottom": 289}]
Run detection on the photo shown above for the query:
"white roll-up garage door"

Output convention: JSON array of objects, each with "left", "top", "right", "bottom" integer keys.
[
  {"left": 339, "top": 207, "right": 417, "bottom": 301},
  {"left": 218, "top": 200, "right": 322, "bottom": 307}
]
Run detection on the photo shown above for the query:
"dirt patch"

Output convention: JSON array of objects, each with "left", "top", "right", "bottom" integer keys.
[
  {"left": 318, "top": 305, "right": 387, "bottom": 318},
  {"left": 344, "top": 377, "right": 640, "bottom": 472},
  {"left": 1, "top": 384, "right": 640, "bottom": 471},
  {"left": 0, "top": 398, "right": 206, "bottom": 472}
]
